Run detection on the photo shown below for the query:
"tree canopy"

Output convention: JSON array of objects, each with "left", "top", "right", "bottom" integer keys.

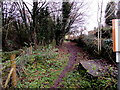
[{"left": 2, "top": 0, "right": 87, "bottom": 51}]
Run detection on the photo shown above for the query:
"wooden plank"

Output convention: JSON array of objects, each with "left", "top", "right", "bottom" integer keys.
[
  {"left": 112, "top": 19, "right": 116, "bottom": 52},
  {"left": 4, "top": 68, "right": 14, "bottom": 88},
  {"left": 10, "top": 54, "right": 17, "bottom": 87}
]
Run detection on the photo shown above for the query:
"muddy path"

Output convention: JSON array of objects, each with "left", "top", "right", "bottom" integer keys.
[
  {"left": 52, "top": 42, "right": 81, "bottom": 88},
  {"left": 52, "top": 41, "right": 117, "bottom": 88}
]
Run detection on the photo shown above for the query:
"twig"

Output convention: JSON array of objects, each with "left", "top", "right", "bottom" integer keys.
[
  {"left": 4, "top": 68, "right": 14, "bottom": 88},
  {"left": 22, "top": 67, "right": 29, "bottom": 75}
]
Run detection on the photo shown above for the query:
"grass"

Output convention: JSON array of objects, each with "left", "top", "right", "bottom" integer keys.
[
  {"left": 16, "top": 46, "right": 69, "bottom": 88},
  {"left": 58, "top": 64, "right": 117, "bottom": 89},
  {"left": 2, "top": 44, "right": 117, "bottom": 89}
]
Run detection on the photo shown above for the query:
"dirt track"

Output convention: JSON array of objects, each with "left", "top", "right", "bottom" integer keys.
[{"left": 52, "top": 41, "right": 117, "bottom": 88}]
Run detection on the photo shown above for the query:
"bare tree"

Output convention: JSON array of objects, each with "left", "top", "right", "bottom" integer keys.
[
  {"left": 49, "top": 0, "right": 87, "bottom": 45},
  {"left": 14, "top": 0, "right": 48, "bottom": 48},
  {"left": 0, "top": 1, "right": 2, "bottom": 87},
  {"left": 2, "top": 0, "right": 87, "bottom": 49},
  {"left": 97, "top": 1, "right": 117, "bottom": 53},
  {"left": 97, "top": 0, "right": 103, "bottom": 53}
]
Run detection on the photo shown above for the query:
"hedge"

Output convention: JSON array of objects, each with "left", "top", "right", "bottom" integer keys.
[{"left": 75, "top": 35, "right": 116, "bottom": 63}]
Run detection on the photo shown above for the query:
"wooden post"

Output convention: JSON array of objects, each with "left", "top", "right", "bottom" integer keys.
[
  {"left": 0, "top": 56, "right": 2, "bottom": 88},
  {"left": 27, "top": 46, "right": 33, "bottom": 55},
  {"left": 29, "top": 46, "right": 32, "bottom": 55},
  {"left": 10, "top": 54, "right": 17, "bottom": 87}
]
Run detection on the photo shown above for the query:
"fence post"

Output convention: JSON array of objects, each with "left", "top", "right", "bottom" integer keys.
[
  {"left": 10, "top": 54, "right": 17, "bottom": 87},
  {"left": 0, "top": 55, "right": 2, "bottom": 88},
  {"left": 29, "top": 46, "right": 32, "bottom": 55}
]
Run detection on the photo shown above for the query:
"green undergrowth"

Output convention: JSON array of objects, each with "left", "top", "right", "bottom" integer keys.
[
  {"left": 2, "top": 44, "right": 117, "bottom": 89},
  {"left": 16, "top": 45, "right": 69, "bottom": 88},
  {"left": 58, "top": 64, "right": 117, "bottom": 89},
  {"left": 17, "top": 58, "right": 68, "bottom": 88},
  {"left": 2, "top": 45, "right": 69, "bottom": 88}
]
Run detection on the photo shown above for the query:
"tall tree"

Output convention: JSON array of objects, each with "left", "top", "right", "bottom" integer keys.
[
  {"left": 54, "top": 1, "right": 72, "bottom": 46},
  {"left": 31, "top": 1, "right": 38, "bottom": 49},
  {"left": 2, "top": 0, "right": 87, "bottom": 50},
  {"left": 37, "top": 7, "right": 55, "bottom": 45},
  {"left": 105, "top": 1, "right": 116, "bottom": 26},
  {"left": 97, "top": 0, "right": 104, "bottom": 53},
  {"left": 54, "top": 1, "right": 87, "bottom": 46}
]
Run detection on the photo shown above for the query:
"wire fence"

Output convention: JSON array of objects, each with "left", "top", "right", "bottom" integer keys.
[{"left": 2, "top": 46, "right": 33, "bottom": 88}]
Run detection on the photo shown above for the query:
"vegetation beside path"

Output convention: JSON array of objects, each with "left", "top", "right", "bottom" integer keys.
[
  {"left": 2, "top": 42, "right": 117, "bottom": 89},
  {"left": 2, "top": 45, "right": 69, "bottom": 88}
]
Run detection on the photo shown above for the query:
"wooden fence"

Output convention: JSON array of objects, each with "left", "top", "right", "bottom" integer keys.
[{"left": 3, "top": 46, "right": 33, "bottom": 88}]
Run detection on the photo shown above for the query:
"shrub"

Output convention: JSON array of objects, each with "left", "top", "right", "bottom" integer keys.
[{"left": 75, "top": 35, "right": 116, "bottom": 63}]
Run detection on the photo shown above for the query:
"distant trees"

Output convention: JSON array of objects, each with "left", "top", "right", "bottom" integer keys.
[
  {"left": 54, "top": 1, "right": 72, "bottom": 45},
  {"left": 36, "top": 7, "right": 55, "bottom": 45},
  {"left": 2, "top": 1, "right": 54, "bottom": 50},
  {"left": 54, "top": 1, "right": 86, "bottom": 45},
  {"left": 2, "top": 0, "right": 87, "bottom": 51},
  {"left": 2, "top": 2, "right": 28, "bottom": 51}
]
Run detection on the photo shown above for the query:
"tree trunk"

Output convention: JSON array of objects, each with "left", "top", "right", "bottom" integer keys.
[
  {"left": 32, "top": 1, "right": 38, "bottom": 49},
  {"left": 33, "top": 29, "right": 38, "bottom": 49}
]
